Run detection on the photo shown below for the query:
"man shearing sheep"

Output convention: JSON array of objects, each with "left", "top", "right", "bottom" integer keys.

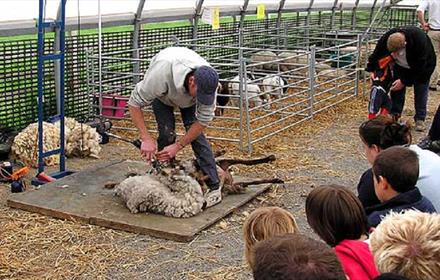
[{"left": 128, "top": 47, "right": 222, "bottom": 208}]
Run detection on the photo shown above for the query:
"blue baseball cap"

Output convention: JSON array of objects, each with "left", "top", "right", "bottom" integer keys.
[{"left": 194, "top": 66, "right": 219, "bottom": 106}]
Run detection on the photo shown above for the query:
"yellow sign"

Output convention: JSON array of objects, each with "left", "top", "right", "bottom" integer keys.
[
  {"left": 213, "top": 8, "right": 220, "bottom": 30},
  {"left": 257, "top": 4, "right": 266, "bottom": 20},
  {"left": 202, "top": 7, "right": 220, "bottom": 30}
]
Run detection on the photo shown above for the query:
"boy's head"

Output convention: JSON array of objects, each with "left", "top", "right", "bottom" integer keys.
[
  {"left": 372, "top": 146, "right": 419, "bottom": 202},
  {"left": 370, "top": 210, "right": 440, "bottom": 280},
  {"left": 306, "top": 185, "right": 368, "bottom": 247},
  {"left": 243, "top": 206, "right": 298, "bottom": 269},
  {"left": 252, "top": 234, "right": 346, "bottom": 280}
]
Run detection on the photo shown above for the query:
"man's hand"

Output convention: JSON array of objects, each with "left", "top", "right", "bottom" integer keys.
[
  {"left": 129, "top": 104, "right": 157, "bottom": 161},
  {"left": 390, "top": 79, "right": 405, "bottom": 91},
  {"left": 422, "top": 23, "right": 430, "bottom": 32},
  {"left": 156, "top": 143, "right": 181, "bottom": 162},
  {"left": 140, "top": 137, "right": 157, "bottom": 162}
]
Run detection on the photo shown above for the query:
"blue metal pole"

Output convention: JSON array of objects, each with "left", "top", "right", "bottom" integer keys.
[
  {"left": 37, "top": 0, "right": 45, "bottom": 174},
  {"left": 59, "top": 0, "right": 66, "bottom": 172}
]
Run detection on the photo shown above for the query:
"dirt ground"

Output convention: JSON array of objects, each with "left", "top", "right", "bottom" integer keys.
[{"left": 1, "top": 89, "right": 439, "bottom": 280}]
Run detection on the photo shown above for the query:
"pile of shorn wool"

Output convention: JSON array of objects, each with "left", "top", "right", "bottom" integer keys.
[{"left": 11, "top": 118, "right": 101, "bottom": 167}]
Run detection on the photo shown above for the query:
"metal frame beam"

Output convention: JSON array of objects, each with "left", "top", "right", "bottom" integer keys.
[
  {"left": 370, "top": 0, "right": 379, "bottom": 25},
  {"left": 276, "top": 0, "right": 287, "bottom": 29},
  {"left": 306, "top": 0, "right": 314, "bottom": 47},
  {"left": 239, "top": 0, "right": 250, "bottom": 29},
  {"left": 330, "top": 0, "right": 339, "bottom": 29},
  {"left": 192, "top": 0, "right": 205, "bottom": 41},
  {"left": 132, "top": 0, "right": 147, "bottom": 84},
  {"left": 352, "top": 0, "right": 361, "bottom": 29}
]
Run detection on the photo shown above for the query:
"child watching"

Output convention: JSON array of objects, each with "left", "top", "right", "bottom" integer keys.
[
  {"left": 357, "top": 116, "right": 440, "bottom": 212},
  {"left": 369, "top": 146, "right": 436, "bottom": 227},
  {"left": 252, "top": 234, "right": 347, "bottom": 280},
  {"left": 370, "top": 210, "right": 440, "bottom": 280},
  {"left": 306, "top": 185, "right": 379, "bottom": 280},
  {"left": 368, "top": 55, "right": 394, "bottom": 119},
  {"left": 243, "top": 206, "right": 298, "bottom": 269}
]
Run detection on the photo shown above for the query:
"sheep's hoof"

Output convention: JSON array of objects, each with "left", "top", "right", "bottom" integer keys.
[{"left": 222, "top": 183, "right": 246, "bottom": 194}]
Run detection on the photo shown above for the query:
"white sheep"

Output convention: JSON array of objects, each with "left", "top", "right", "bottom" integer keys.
[
  {"left": 228, "top": 75, "right": 264, "bottom": 108},
  {"left": 115, "top": 170, "right": 205, "bottom": 218},
  {"left": 262, "top": 75, "right": 287, "bottom": 98},
  {"left": 278, "top": 51, "right": 310, "bottom": 73}
]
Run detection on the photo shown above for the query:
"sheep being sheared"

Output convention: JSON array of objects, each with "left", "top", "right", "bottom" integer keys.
[
  {"left": 115, "top": 171, "right": 204, "bottom": 218},
  {"left": 113, "top": 154, "right": 283, "bottom": 218}
]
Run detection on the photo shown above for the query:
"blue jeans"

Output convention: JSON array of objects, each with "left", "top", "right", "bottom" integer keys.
[
  {"left": 390, "top": 82, "right": 429, "bottom": 121},
  {"left": 152, "top": 99, "right": 220, "bottom": 190}
]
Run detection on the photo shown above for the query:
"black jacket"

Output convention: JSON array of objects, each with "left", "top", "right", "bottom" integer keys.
[
  {"left": 366, "top": 187, "right": 436, "bottom": 228},
  {"left": 366, "top": 26, "right": 436, "bottom": 85},
  {"left": 357, "top": 168, "right": 381, "bottom": 211}
]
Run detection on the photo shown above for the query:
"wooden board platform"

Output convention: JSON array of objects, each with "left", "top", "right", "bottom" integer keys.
[{"left": 7, "top": 160, "right": 270, "bottom": 242}]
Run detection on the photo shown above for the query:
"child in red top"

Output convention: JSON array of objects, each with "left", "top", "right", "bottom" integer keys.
[{"left": 306, "top": 184, "right": 379, "bottom": 280}]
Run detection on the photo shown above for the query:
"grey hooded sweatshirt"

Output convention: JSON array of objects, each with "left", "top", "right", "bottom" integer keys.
[{"left": 128, "top": 47, "right": 216, "bottom": 126}]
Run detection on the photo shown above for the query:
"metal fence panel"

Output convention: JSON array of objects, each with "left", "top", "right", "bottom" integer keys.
[{"left": 0, "top": 7, "right": 419, "bottom": 130}]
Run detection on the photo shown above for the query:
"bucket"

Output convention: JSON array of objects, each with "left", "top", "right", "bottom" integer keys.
[{"left": 330, "top": 53, "right": 354, "bottom": 68}]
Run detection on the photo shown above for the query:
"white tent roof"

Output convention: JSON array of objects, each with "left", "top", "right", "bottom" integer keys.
[
  {"left": 1, "top": 0, "right": 394, "bottom": 22},
  {"left": 395, "top": 0, "right": 420, "bottom": 6},
  {"left": 0, "top": 0, "right": 395, "bottom": 36}
]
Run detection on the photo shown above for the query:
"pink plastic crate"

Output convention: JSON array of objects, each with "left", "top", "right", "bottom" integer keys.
[
  {"left": 100, "top": 95, "right": 127, "bottom": 118},
  {"left": 101, "top": 97, "right": 114, "bottom": 117},
  {"left": 114, "top": 98, "right": 127, "bottom": 117}
]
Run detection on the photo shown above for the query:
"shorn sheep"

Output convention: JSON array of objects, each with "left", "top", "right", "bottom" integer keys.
[
  {"left": 250, "top": 50, "right": 278, "bottom": 71},
  {"left": 114, "top": 154, "right": 283, "bottom": 218},
  {"left": 262, "top": 74, "right": 287, "bottom": 98},
  {"left": 228, "top": 75, "right": 266, "bottom": 108},
  {"left": 11, "top": 117, "right": 101, "bottom": 167}
]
